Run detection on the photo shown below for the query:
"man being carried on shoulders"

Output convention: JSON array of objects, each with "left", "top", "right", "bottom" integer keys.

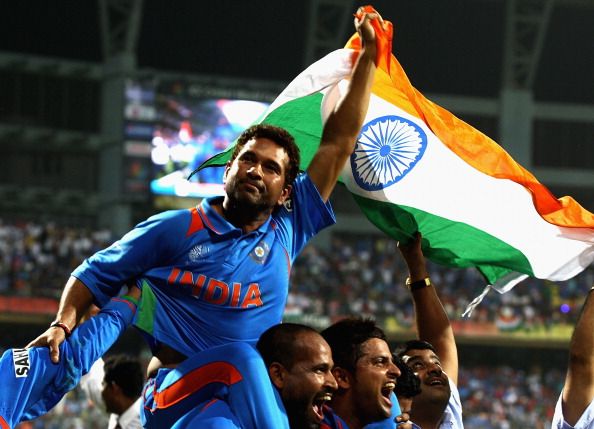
[{"left": 26, "top": 7, "right": 385, "bottom": 429}]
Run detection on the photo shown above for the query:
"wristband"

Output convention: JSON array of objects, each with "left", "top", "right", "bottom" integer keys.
[
  {"left": 50, "top": 321, "right": 72, "bottom": 337},
  {"left": 405, "top": 277, "right": 432, "bottom": 291}
]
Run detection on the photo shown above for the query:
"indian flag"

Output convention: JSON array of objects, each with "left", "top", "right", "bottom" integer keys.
[{"left": 199, "top": 15, "right": 594, "bottom": 296}]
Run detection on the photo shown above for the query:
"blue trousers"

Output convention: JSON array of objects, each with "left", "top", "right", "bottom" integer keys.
[
  {"left": 142, "top": 342, "right": 289, "bottom": 429},
  {"left": 0, "top": 297, "right": 137, "bottom": 429}
]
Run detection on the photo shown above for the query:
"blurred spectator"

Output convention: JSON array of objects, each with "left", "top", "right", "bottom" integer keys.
[
  {"left": 290, "top": 232, "right": 594, "bottom": 332},
  {"left": 0, "top": 219, "right": 113, "bottom": 298}
]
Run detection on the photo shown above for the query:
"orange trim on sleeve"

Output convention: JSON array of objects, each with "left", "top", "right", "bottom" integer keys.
[
  {"left": 186, "top": 207, "right": 205, "bottom": 237},
  {"left": 0, "top": 415, "right": 10, "bottom": 429},
  {"left": 154, "top": 361, "right": 243, "bottom": 409}
]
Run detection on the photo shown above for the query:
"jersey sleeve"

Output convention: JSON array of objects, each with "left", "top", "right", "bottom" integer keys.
[
  {"left": 72, "top": 210, "right": 188, "bottom": 307},
  {"left": 274, "top": 172, "right": 336, "bottom": 262}
]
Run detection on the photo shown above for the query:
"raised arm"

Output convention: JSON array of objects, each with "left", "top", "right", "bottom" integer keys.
[
  {"left": 561, "top": 288, "right": 594, "bottom": 426},
  {"left": 26, "top": 276, "right": 94, "bottom": 363},
  {"left": 306, "top": 7, "right": 379, "bottom": 201},
  {"left": 398, "top": 233, "right": 459, "bottom": 384}
]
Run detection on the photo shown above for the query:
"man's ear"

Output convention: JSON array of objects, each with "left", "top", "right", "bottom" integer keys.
[
  {"left": 268, "top": 362, "right": 287, "bottom": 389},
  {"left": 277, "top": 184, "right": 292, "bottom": 206},
  {"left": 332, "top": 367, "right": 352, "bottom": 389},
  {"left": 223, "top": 161, "right": 232, "bottom": 183}
]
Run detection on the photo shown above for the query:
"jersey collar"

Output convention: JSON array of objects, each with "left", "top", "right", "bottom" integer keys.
[{"left": 199, "top": 196, "right": 274, "bottom": 236}]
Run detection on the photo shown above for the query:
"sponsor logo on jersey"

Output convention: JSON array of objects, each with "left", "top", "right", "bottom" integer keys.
[
  {"left": 12, "top": 348, "right": 30, "bottom": 378},
  {"left": 250, "top": 241, "right": 270, "bottom": 264},
  {"left": 167, "top": 268, "right": 263, "bottom": 308},
  {"left": 189, "top": 244, "right": 209, "bottom": 262}
]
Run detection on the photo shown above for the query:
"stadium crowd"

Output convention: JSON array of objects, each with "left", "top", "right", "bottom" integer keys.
[
  {"left": 2, "top": 219, "right": 592, "bottom": 330},
  {"left": 290, "top": 233, "right": 594, "bottom": 332},
  {"left": 0, "top": 219, "right": 590, "bottom": 428}
]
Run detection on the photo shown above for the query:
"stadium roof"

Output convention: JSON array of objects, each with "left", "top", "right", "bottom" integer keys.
[{"left": 1, "top": 0, "right": 592, "bottom": 104}]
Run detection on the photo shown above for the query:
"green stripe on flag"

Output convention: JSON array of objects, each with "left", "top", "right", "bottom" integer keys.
[
  {"left": 134, "top": 280, "right": 157, "bottom": 335},
  {"left": 262, "top": 93, "right": 324, "bottom": 169},
  {"left": 352, "top": 193, "right": 534, "bottom": 285},
  {"left": 196, "top": 93, "right": 325, "bottom": 172}
]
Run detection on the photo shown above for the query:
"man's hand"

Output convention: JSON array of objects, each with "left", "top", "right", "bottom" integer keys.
[
  {"left": 26, "top": 325, "right": 68, "bottom": 364},
  {"left": 397, "top": 232, "right": 428, "bottom": 281},
  {"left": 126, "top": 283, "right": 142, "bottom": 301},
  {"left": 354, "top": 7, "right": 380, "bottom": 48},
  {"left": 396, "top": 414, "right": 413, "bottom": 429}
]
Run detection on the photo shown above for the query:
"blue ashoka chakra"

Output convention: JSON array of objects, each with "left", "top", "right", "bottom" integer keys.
[{"left": 351, "top": 115, "right": 427, "bottom": 191}]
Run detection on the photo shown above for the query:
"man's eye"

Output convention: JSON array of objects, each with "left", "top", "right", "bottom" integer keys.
[{"left": 265, "top": 164, "right": 280, "bottom": 174}]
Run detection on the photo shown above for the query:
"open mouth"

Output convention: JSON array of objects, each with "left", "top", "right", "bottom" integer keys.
[
  {"left": 382, "top": 381, "right": 396, "bottom": 407},
  {"left": 427, "top": 377, "right": 446, "bottom": 387},
  {"left": 381, "top": 381, "right": 396, "bottom": 399},
  {"left": 312, "top": 392, "right": 333, "bottom": 421}
]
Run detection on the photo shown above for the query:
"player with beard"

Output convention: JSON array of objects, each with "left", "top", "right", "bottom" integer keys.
[
  {"left": 25, "top": 7, "right": 384, "bottom": 429},
  {"left": 395, "top": 233, "right": 463, "bottom": 429},
  {"left": 257, "top": 323, "right": 338, "bottom": 429},
  {"left": 319, "top": 318, "right": 402, "bottom": 429}
]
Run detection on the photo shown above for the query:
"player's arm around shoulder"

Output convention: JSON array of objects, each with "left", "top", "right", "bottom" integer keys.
[{"left": 307, "top": 8, "right": 379, "bottom": 202}]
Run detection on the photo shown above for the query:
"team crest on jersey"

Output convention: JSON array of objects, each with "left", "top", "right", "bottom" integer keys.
[
  {"left": 283, "top": 197, "right": 294, "bottom": 212},
  {"left": 250, "top": 241, "right": 270, "bottom": 264},
  {"left": 189, "top": 244, "right": 209, "bottom": 262},
  {"left": 12, "top": 348, "right": 30, "bottom": 378}
]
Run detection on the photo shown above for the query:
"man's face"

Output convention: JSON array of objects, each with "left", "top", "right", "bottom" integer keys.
[
  {"left": 350, "top": 338, "right": 400, "bottom": 424},
  {"left": 278, "top": 332, "right": 338, "bottom": 428},
  {"left": 224, "top": 137, "right": 291, "bottom": 211},
  {"left": 101, "top": 379, "right": 117, "bottom": 414},
  {"left": 402, "top": 348, "right": 451, "bottom": 406}
]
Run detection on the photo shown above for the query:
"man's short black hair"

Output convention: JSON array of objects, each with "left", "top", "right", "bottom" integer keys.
[
  {"left": 320, "top": 317, "right": 387, "bottom": 373},
  {"left": 230, "top": 124, "right": 301, "bottom": 187},
  {"left": 257, "top": 323, "right": 320, "bottom": 370},
  {"left": 395, "top": 339, "right": 437, "bottom": 359},
  {"left": 393, "top": 354, "right": 422, "bottom": 399},
  {"left": 103, "top": 354, "right": 144, "bottom": 399}
]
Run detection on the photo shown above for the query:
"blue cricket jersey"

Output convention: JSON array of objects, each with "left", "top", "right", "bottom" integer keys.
[{"left": 73, "top": 173, "right": 335, "bottom": 357}]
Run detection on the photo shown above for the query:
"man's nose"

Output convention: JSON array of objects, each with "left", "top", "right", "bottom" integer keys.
[
  {"left": 247, "top": 164, "right": 263, "bottom": 178},
  {"left": 325, "top": 371, "right": 338, "bottom": 391},
  {"left": 427, "top": 362, "right": 442, "bottom": 376},
  {"left": 388, "top": 360, "right": 401, "bottom": 378}
]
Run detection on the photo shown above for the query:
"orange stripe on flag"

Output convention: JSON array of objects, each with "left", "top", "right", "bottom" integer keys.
[
  {"left": 345, "top": 19, "right": 594, "bottom": 228},
  {"left": 348, "top": 5, "right": 393, "bottom": 74},
  {"left": 154, "top": 361, "right": 243, "bottom": 409}
]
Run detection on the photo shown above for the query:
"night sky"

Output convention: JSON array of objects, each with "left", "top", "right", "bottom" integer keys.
[{"left": 1, "top": 0, "right": 593, "bottom": 103}]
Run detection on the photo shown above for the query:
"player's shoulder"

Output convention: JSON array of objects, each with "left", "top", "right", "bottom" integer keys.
[
  {"left": 145, "top": 208, "right": 194, "bottom": 223},
  {"left": 136, "top": 208, "right": 197, "bottom": 238}
]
